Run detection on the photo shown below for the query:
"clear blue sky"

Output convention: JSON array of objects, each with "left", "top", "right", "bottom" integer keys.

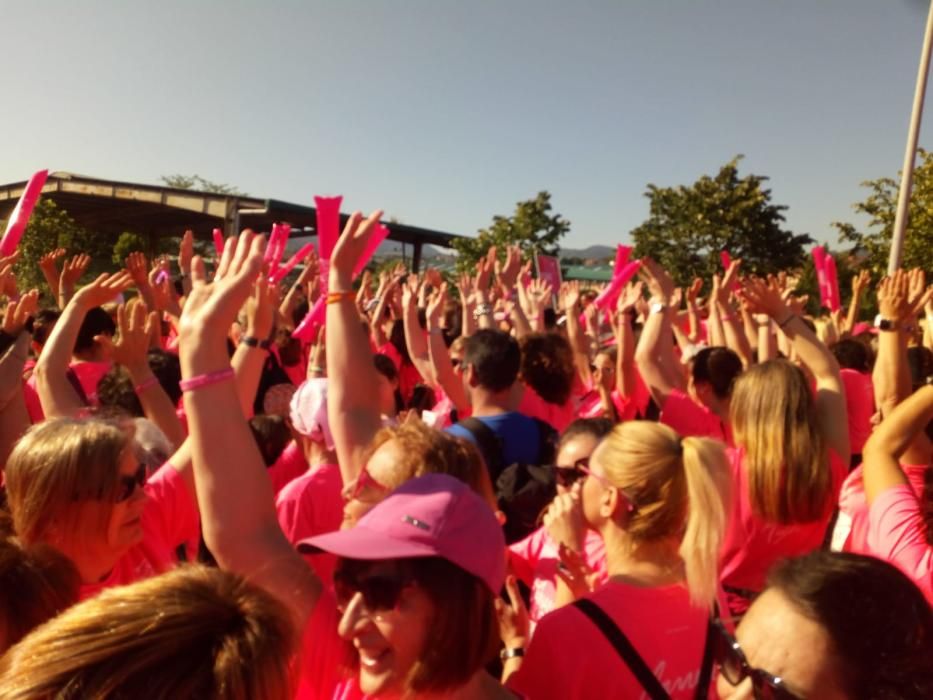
[{"left": 3, "top": 0, "right": 930, "bottom": 249}]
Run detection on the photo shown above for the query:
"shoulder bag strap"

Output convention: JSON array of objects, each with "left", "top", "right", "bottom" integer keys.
[
  {"left": 457, "top": 417, "right": 504, "bottom": 474},
  {"left": 573, "top": 598, "right": 671, "bottom": 700},
  {"left": 694, "top": 617, "right": 716, "bottom": 700}
]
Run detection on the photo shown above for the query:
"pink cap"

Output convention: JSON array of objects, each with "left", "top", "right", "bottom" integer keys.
[
  {"left": 298, "top": 473, "right": 505, "bottom": 593},
  {"left": 289, "top": 378, "right": 333, "bottom": 449}
]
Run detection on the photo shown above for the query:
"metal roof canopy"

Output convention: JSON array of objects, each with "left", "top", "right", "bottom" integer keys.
[{"left": 0, "top": 172, "right": 463, "bottom": 270}]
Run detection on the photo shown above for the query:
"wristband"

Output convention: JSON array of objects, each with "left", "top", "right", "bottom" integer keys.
[
  {"left": 179, "top": 367, "right": 235, "bottom": 393},
  {"left": 777, "top": 314, "right": 797, "bottom": 329},
  {"left": 327, "top": 291, "right": 356, "bottom": 305},
  {"left": 133, "top": 376, "right": 159, "bottom": 394},
  {"left": 500, "top": 647, "right": 525, "bottom": 661},
  {"left": 309, "top": 365, "right": 325, "bottom": 374},
  {"left": 240, "top": 336, "right": 272, "bottom": 350},
  {"left": 473, "top": 303, "right": 492, "bottom": 320}
]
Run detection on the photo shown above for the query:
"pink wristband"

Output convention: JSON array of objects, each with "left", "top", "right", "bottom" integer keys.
[
  {"left": 179, "top": 367, "right": 235, "bottom": 393},
  {"left": 133, "top": 376, "right": 159, "bottom": 394}
]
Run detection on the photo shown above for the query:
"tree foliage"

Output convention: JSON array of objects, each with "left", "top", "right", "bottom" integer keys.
[
  {"left": 160, "top": 174, "right": 246, "bottom": 196},
  {"left": 112, "top": 232, "right": 149, "bottom": 267},
  {"left": 631, "top": 157, "right": 813, "bottom": 286},
  {"left": 833, "top": 148, "right": 933, "bottom": 274},
  {"left": 453, "top": 191, "right": 570, "bottom": 271}
]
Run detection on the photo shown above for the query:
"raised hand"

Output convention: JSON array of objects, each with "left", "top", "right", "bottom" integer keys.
[
  {"left": 328, "top": 211, "right": 384, "bottom": 292},
  {"left": 125, "top": 251, "right": 150, "bottom": 288},
  {"left": 617, "top": 280, "right": 644, "bottom": 313},
  {"left": 179, "top": 229, "right": 195, "bottom": 275},
  {"left": 494, "top": 574, "right": 530, "bottom": 654},
  {"left": 527, "top": 278, "right": 553, "bottom": 314},
  {"left": 685, "top": 277, "right": 703, "bottom": 305},
  {"left": 905, "top": 268, "right": 932, "bottom": 319},
  {"left": 60, "top": 254, "right": 90, "bottom": 289},
  {"left": 38, "top": 248, "right": 66, "bottom": 293},
  {"left": 739, "top": 275, "right": 790, "bottom": 320},
  {"left": 425, "top": 283, "right": 449, "bottom": 328},
  {"left": 638, "top": 258, "right": 675, "bottom": 304},
  {"left": 72, "top": 271, "right": 134, "bottom": 309},
  {"left": 2, "top": 289, "right": 38, "bottom": 336},
  {"left": 244, "top": 276, "right": 279, "bottom": 342},
  {"left": 851, "top": 269, "right": 871, "bottom": 297},
  {"left": 495, "top": 245, "right": 522, "bottom": 290},
  {"left": 559, "top": 280, "right": 581, "bottom": 312},
  {"left": 100, "top": 303, "right": 154, "bottom": 371},
  {"left": 877, "top": 270, "right": 913, "bottom": 324},
  {"left": 148, "top": 259, "right": 182, "bottom": 317},
  {"left": 0, "top": 264, "right": 16, "bottom": 300}
]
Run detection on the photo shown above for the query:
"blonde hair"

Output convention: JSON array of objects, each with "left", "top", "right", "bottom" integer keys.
[
  {"left": 5, "top": 418, "right": 132, "bottom": 544},
  {"left": 730, "top": 360, "right": 831, "bottom": 524},
  {"left": 0, "top": 565, "right": 295, "bottom": 699},
  {"left": 595, "top": 421, "right": 730, "bottom": 610},
  {"left": 814, "top": 317, "right": 838, "bottom": 347}
]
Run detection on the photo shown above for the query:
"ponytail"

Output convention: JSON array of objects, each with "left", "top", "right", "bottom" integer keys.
[{"left": 678, "top": 437, "right": 730, "bottom": 611}]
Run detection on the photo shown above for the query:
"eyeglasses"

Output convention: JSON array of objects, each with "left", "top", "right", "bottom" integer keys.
[
  {"left": 554, "top": 457, "right": 589, "bottom": 489},
  {"left": 714, "top": 621, "right": 800, "bottom": 700},
  {"left": 590, "top": 364, "right": 615, "bottom": 374},
  {"left": 578, "top": 463, "right": 636, "bottom": 513},
  {"left": 349, "top": 466, "right": 389, "bottom": 501},
  {"left": 450, "top": 358, "right": 462, "bottom": 368},
  {"left": 333, "top": 568, "right": 413, "bottom": 619},
  {"left": 115, "top": 463, "right": 147, "bottom": 503}
]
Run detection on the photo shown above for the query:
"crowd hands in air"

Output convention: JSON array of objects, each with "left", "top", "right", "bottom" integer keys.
[{"left": 0, "top": 213, "right": 930, "bottom": 699}]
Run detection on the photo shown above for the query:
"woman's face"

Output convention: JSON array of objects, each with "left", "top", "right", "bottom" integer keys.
[
  {"left": 341, "top": 439, "right": 403, "bottom": 529},
  {"left": 336, "top": 560, "right": 434, "bottom": 697},
  {"left": 716, "top": 588, "right": 848, "bottom": 700},
  {"left": 591, "top": 353, "right": 615, "bottom": 391},
  {"left": 376, "top": 373, "right": 398, "bottom": 417},
  {"left": 580, "top": 445, "right": 614, "bottom": 529}
]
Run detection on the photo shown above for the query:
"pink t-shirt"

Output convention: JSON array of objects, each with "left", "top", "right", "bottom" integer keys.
[
  {"left": 837, "top": 463, "right": 926, "bottom": 554},
  {"left": 719, "top": 447, "right": 847, "bottom": 613},
  {"left": 508, "top": 581, "right": 710, "bottom": 699},
  {"left": 840, "top": 369, "right": 874, "bottom": 454},
  {"left": 79, "top": 463, "right": 199, "bottom": 600},
  {"left": 660, "top": 389, "right": 731, "bottom": 444},
  {"left": 24, "top": 360, "right": 111, "bottom": 423},
  {"left": 518, "top": 386, "right": 576, "bottom": 433},
  {"left": 275, "top": 462, "right": 344, "bottom": 585},
  {"left": 868, "top": 484, "right": 933, "bottom": 605},
  {"left": 295, "top": 588, "right": 356, "bottom": 700},
  {"left": 268, "top": 441, "right": 310, "bottom": 496},
  {"left": 578, "top": 388, "right": 635, "bottom": 422},
  {"left": 509, "top": 527, "right": 607, "bottom": 624}
]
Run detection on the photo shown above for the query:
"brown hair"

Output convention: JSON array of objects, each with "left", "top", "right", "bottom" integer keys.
[
  {"left": 336, "top": 556, "right": 498, "bottom": 695},
  {"left": 519, "top": 332, "right": 575, "bottom": 405},
  {"left": 0, "top": 537, "right": 80, "bottom": 654},
  {"left": 0, "top": 565, "right": 296, "bottom": 699},
  {"left": 364, "top": 421, "right": 496, "bottom": 510},
  {"left": 594, "top": 421, "right": 730, "bottom": 609},
  {"left": 5, "top": 418, "right": 132, "bottom": 545},
  {"left": 730, "top": 360, "right": 832, "bottom": 524}
]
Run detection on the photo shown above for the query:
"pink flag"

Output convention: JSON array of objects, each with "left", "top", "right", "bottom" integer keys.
[
  {"left": 720, "top": 250, "right": 739, "bottom": 292},
  {"left": 614, "top": 245, "right": 632, "bottom": 274},
  {"left": 535, "top": 253, "right": 563, "bottom": 292},
  {"left": 824, "top": 255, "right": 841, "bottom": 312},
  {"left": 212, "top": 229, "right": 225, "bottom": 257},
  {"left": 271, "top": 243, "right": 315, "bottom": 284},
  {"left": 594, "top": 260, "right": 642, "bottom": 310},
  {"left": 812, "top": 246, "right": 830, "bottom": 309},
  {"left": 293, "top": 296, "right": 325, "bottom": 341},
  {"left": 265, "top": 224, "right": 282, "bottom": 263},
  {"left": 0, "top": 169, "right": 49, "bottom": 256},
  {"left": 352, "top": 223, "right": 390, "bottom": 279},
  {"left": 314, "top": 196, "right": 342, "bottom": 261}
]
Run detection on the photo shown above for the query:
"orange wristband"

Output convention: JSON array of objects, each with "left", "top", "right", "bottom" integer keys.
[{"left": 326, "top": 291, "right": 356, "bottom": 305}]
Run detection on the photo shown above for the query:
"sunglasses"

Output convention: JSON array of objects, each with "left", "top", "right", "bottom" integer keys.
[
  {"left": 349, "top": 466, "right": 389, "bottom": 501},
  {"left": 553, "top": 457, "right": 590, "bottom": 489},
  {"left": 450, "top": 358, "right": 464, "bottom": 369},
  {"left": 715, "top": 622, "right": 800, "bottom": 699},
  {"left": 115, "top": 463, "right": 147, "bottom": 503},
  {"left": 333, "top": 568, "right": 413, "bottom": 619}
]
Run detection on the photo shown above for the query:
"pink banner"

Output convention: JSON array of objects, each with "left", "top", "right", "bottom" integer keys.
[
  {"left": 535, "top": 253, "right": 563, "bottom": 292},
  {"left": 352, "top": 223, "right": 390, "bottom": 279},
  {"left": 265, "top": 224, "right": 282, "bottom": 263},
  {"left": 824, "top": 254, "right": 841, "bottom": 312},
  {"left": 314, "top": 196, "right": 342, "bottom": 261},
  {"left": 812, "top": 246, "right": 830, "bottom": 309},
  {"left": 594, "top": 260, "right": 642, "bottom": 310},
  {"left": 271, "top": 243, "right": 315, "bottom": 284},
  {"left": 720, "top": 250, "right": 738, "bottom": 292},
  {"left": 212, "top": 229, "right": 225, "bottom": 257},
  {"left": 0, "top": 169, "right": 49, "bottom": 256},
  {"left": 293, "top": 296, "right": 325, "bottom": 341},
  {"left": 613, "top": 245, "right": 632, "bottom": 274}
]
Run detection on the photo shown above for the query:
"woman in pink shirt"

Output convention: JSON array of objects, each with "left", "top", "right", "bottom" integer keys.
[{"left": 506, "top": 420, "right": 731, "bottom": 700}]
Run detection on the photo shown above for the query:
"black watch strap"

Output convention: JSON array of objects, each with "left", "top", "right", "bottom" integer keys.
[{"left": 241, "top": 336, "right": 272, "bottom": 350}]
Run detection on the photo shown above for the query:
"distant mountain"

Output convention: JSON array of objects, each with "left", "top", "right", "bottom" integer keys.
[
  {"left": 284, "top": 236, "right": 453, "bottom": 260},
  {"left": 559, "top": 245, "right": 615, "bottom": 261}
]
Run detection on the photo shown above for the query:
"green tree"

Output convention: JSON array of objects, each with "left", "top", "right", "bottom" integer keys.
[
  {"left": 160, "top": 174, "right": 246, "bottom": 196},
  {"left": 112, "top": 231, "right": 148, "bottom": 267},
  {"left": 453, "top": 191, "right": 570, "bottom": 271},
  {"left": 833, "top": 148, "right": 933, "bottom": 275},
  {"left": 631, "top": 157, "right": 813, "bottom": 286}
]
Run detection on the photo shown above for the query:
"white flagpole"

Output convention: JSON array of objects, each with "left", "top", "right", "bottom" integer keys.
[{"left": 888, "top": 1, "right": 933, "bottom": 274}]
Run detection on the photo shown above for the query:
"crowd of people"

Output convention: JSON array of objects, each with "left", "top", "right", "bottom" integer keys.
[{"left": 0, "top": 210, "right": 930, "bottom": 699}]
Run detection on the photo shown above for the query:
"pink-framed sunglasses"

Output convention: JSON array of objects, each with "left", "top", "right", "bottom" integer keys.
[
  {"left": 577, "top": 463, "right": 636, "bottom": 514},
  {"left": 350, "top": 465, "right": 389, "bottom": 501}
]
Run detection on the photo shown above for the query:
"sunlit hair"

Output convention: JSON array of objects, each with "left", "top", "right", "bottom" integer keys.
[
  {"left": 814, "top": 316, "right": 838, "bottom": 347},
  {"left": 5, "top": 418, "right": 133, "bottom": 545},
  {"left": 593, "top": 421, "right": 730, "bottom": 610},
  {"left": 520, "top": 332, "right": 575, "bottom": 405},
  {"left": 364, "top": 421, "right": 496, "bottom": 510},
  {"left": 0, "top": 565, "right": 295, "bottom": 699},
  {"left": 0, "top": 537, "right": 80, "bottom": 655},
  {"left": 730, "top": 359, "right": 831, "bottom": 524}
]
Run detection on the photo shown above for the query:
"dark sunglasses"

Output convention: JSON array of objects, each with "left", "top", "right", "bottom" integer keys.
[
  {"left": 553, "top": 457, "right": 589, "bottom": 489},
  {"left": 115, "top": 463, "right": 147, "bottom": 503},
  {"left": 714, "top": 621, "right": 800, "bottom": 699},
  {"left": 333, "top": 569, "right": 413, "bottom": 618},
  {"left": 450, "top": 358, "right": 463, "bottom": 369}
]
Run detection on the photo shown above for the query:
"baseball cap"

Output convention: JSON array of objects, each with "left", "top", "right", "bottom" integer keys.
[
  {"left": 289, "top": 378, "right": 333, "bottom": 450},
  {"left": 298, "top": 473, "right": 505, "bottom": 593}
]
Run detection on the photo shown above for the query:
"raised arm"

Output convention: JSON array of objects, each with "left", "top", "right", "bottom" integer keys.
[
  {"left": 559, "top": 281, "right": 591, "bottom": 387},
  {"left": 0, "top": 292, "right": 38, "bottom": 467},
  {"left": 125, "top": 252, "right": 157, "bottom": 311},
  {"left": 57, "top": 254, "right": 90, "bottom": 310},
  {"left": 35, "top": 271, "right": 133, "bottom": 418},
  {"left": 327, "top": 211, "right": 386, "bottom": 488},
  {"left": 178, "top": 231, "right": 320, "bottom": 631},
  {"left": 38, "top": 249, "right": 65, "bottom": 303},
  {"left": 614, "top": 281, "right": 642, "bottom": 400},
  {"left": 844, "top": 270, "right": 871, "bottom": 337},
  {"left": 741, "top": 276, "right": 849, "bottom": 463},
  {"left": 425, "top": 284, "right": 470, "bottom": 413},
  {"left": 230, "top": 276, "right": 279, "bottom": 418},
  {"left": 634, "top": 260, "right": 685, "bottom": 408},
  {"left": 401, "top": 277, "right": 436, "bottom": 387}
]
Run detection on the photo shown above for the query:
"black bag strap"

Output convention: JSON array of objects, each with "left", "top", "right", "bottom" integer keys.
[
  {"left": 573, "top": 598, "right": 671, "bottom": 700},
  {"left": 66, "top": 367, "right": 91, "bottom": 407},
  {"left": 532, "top": 418, "right": 557, "bottom": 464},
  {"left": 694, "top": 618, "right": 716, "bottom": 700},
  {"left": 457, "top": 417, "right": 505, "bottom": 475}
]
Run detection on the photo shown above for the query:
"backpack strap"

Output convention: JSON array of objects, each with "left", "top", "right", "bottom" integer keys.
[
  {"left": 65, "top": 367, "right": 90, "bottom": 406},
  {"left": 457, "top": 417, "right": 505, "bottom": 476},
  {"left": 573, "top": 598, "right": 671, "bottom": 700},
  {"left": 694, "top": 618, "right": 716, "bottom": 700},
  {"left": 532, "top": 418, "right": 558, "bottom": 464}
]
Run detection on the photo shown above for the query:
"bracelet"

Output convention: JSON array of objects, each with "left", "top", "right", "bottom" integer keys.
[
  {"left": 777, "top": 314, "right": 797, "bottom": 329},
  {"left": 500, "top": 647, "right": 525, "bottom": 661},
  {"left": 473, "top": 303, "right": 492, "bottom": 320},
  {"left": 179, "top": 367, "right": 235, "bottom": 393},
  {"left": 134, "top": 376, "right": 159, "bottom": 394},
  {"left": 240, "top": 336, "right": 272, "bottom": 350},
  {"left": 309, "top": 365, "right": 325, "bottom": 374},
  {"left": 327, "top": 291, "right": 356, "bottom": 305}
]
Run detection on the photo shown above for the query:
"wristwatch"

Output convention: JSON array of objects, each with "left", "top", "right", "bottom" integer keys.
[
  {"left": 649, "top": 301, "right": 665, "bottom": 315},
  {"left": 240, "top": 335, "right": 272, "bottom": 350},
  {"left": 473, "top": 303, "right": 493, "bottom": 321},
  {"left": 874, "top": 314, "right": 899, "bottom": 332},
  {"left": 500, "top": 647, "right": 525, "bottom": 661}
]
